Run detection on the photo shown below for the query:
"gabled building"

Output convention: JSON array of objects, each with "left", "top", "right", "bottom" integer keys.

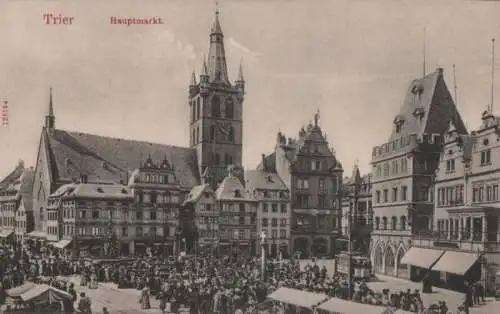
[
  {"left": 258, "top": 113, "right": 344, "bottom": 257},
  {"left": 342, "top": 164, "right": 372, "bottom": 255},
  {"left": 370, "top": 68, "right": 467, "bottom": 278},
  {"left": 183, "top": 183, "right": 219, "bottom": 255},
  {"left": 245, "top": 168, "right": 291, "bottom": 258},
  {"left": 409, "top": 109, "right": 500, "bottom": 294},
  {"left": 0, "top": 160, "right": 34, "bottom": 244},
  {"left": 215, "top": 165, "right": 257, "bottom": 256}
]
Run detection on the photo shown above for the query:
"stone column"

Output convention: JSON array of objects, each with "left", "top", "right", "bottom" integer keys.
[
  {"left": 448, "top": 218, "right": 452, "bottom": 240},
  {"left": 458, "top": 217, "right": 463, "bottom": 240},
  {"left": 482, "top": 216, "right": 487, "bottom": 242},
  {"left": 470, "top": 217, "right": 474, "bottom": 241}
]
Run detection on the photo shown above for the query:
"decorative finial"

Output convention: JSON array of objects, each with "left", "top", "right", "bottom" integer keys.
[
  {"left": 314, "top": 109, "right": 320, "bottom": 126},
  {"left": 215, "top": 1, "right": 219, "bottom": 15},
  {"left": 354, "top": 159, "right": 359, "bottom": 167}
]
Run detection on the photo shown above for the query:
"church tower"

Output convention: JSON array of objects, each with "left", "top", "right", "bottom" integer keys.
[
  {"left": 45, "top": 87, "right": 55, "bottom": 131},
  {"left": 188, "top": 8, "right": 245, "bottom": 188}
]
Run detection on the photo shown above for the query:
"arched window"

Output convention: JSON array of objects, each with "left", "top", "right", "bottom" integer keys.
[
  {"left": 211, "top": 96, "right": 221, "bottom": 117},
  {"left": 210, "top": 125, "right": 216, "bottom": 142},
  {"left": 375, "top": 217, "right": 380, "bottom": 230},
  {"left": 225, "top": 99, "right": 234, "bottom": 118},
  {"left": 228, "top": 126, "right": 234, "bottom": 142},
  {"left": 391, "top": 216, "right": 397, "bottom": 230},
  {"left": 400, "top": 216, "right": 406, "bottom": 230},
  {"left": 150, "top": 192, "right": 157, "bottom": 204},
  {"left": 382, "top": 216, "right": 388, "bottom": 230},
  {"left": 196, "top": 98, "right": 201, "bottom": 120}
]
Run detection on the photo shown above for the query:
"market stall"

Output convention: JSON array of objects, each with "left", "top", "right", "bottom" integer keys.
[
  {"left": 267, "top": 287, "right": 329, "bottom": 314},
  {"left": 316, "top": 297, "right": 402, "bottom": 314}
]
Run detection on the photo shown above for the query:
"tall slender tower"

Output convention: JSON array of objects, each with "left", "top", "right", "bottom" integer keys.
[
  {"left": 188, "top": 8, "right": 245, "bottom": 188},
  {"left": 45, "top": 87, "right": 55, "bottom": 131}
]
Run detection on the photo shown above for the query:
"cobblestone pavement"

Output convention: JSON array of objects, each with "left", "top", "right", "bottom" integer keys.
[{"left": 66, "top": 276, "right": 188, "bottom": 314}]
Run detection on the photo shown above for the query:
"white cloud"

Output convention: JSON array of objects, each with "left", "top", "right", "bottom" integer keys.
[{"left": 228, "top": 37, "right": 263, "bottom": 57}]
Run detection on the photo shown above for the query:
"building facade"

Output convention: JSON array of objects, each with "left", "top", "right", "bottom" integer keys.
[
  {"left": 245, "top": 169, "right": 291, "bottom": 258},
  {"left": 342, "top": 165, "right": 372, "bottom": 255},
  {"left": 407, "top": 109, "right": 500, "bottom": 294},
  {"left": 215, "top": 166, "right": 257, "bottom": 256},
  {"left": 370, "top": 68, "right": 467, "bottom": 278},
  {"left": 0, "top": 161, "right": 34, "bottom": 245},
  {"left": 258, "top": 114, "right": 344, "bottom": 257},
  {"left": 183, "top": 183, "right": 220, "bottom": 255}
]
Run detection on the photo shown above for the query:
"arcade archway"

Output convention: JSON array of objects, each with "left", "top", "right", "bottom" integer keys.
[
  {"left": 385, "top": 246, "right": 395, "bottom": 276},
  {"left": 374, "top": 244, "right": 384, "bottom": 274}
]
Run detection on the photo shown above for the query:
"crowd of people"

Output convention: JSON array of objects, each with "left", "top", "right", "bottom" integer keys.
[{"left": 0, "top": 242, "right": 488, "bottom": 314}]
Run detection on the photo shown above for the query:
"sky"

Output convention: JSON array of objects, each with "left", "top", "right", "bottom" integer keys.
[{"left": 1, "top": 0, "right": 500, "bottom": 180}]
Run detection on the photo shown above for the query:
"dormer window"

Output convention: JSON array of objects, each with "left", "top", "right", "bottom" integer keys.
[
  {"left": 393, "top": 116, "right": 405, "bottom": 133},
  {"left": 96, "top": 187, "right": 104, "bottom": 193},
  {"left": 484, "top": 138, "right": 489, "bottom": 146},
  {"left": 413, "top": 108, "right": 425, "bottom": 120},
  {"left": 267, "top": 175, "right": 274, "bottom": 183},
  {"left": 233, "top": 189, "right": 242, "bottom": 197}
]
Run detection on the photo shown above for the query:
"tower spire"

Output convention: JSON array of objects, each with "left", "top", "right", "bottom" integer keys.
[
  {"left": 236, "top": 59, "right": 244, "bottom": 82},
  {"left": 45, "top": 87, "right": 55, "bottom": 130},
  {"left": 191, "top": 71, "right": 197, "bottom": 86},
  {"left": 207, "top": 5, "right": 229, "bottom": 84}
]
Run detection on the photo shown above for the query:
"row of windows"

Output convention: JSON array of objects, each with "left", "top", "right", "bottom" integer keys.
[
  {"left": 211, "top": 152, "right": 233, "bottom": 166},
  {"left": 262, "top": 218, "right": 288, "bottom": 227},
  {"left": 260, "top": 229, "right": 287, "bottom": 239},
  {"left": 196, "top": 216, "right": 217, "bottom": 224},
  {"left": 374, "top": 216, "right": 407, "bottom": 231},
  {"left": 295, "top": 216, "right": 338, "bottom": 228},
  {"left": 191, "top": 124, "right": 235, "bottom": 146},
  {"left": 222, "top": 203, "right": 252, "bottom": 212},
  {"left": 294, "top": 195, "right": 331, "bottom": 209},
  {"left": 220, "top": 229, "right": 247, "bottom": 240},
  {"left": 219, "top": 216, "right": 256, "bottom": 225},
  {"left": 437, "top": 185, "right": 464, "bottom": 206},
  {"left": 295, "top": 178, "right": 329, "bottom": 193},
  {"left": 47, "top": 226, "right": 58, "bottom": 236},
  {"left": 139, "top": 173, "right": 171, "bottom": 185},
  {"left": 262, "top": 203, "right": 287, "bottom": 213},
  {"left": 0, "top": 203, "right": 16, "bottom": 212},
  {"left": 375, "top": 186, "right": 408, "bottom": 203},
  {"left": 0, "top": 217, "right": 15, "bottom": 227},
  {"left": 375, "top": 158, "right": 409, "bottom": 177},
  {"left": 79, "top": 209, "right": 175, "bottom": 221},
  {"left": 261, "top": 190, "right": 289, "bottom": 199},
  {"left": 472, "top": 183, "right": 499, "bottom": 203},
  {"left": 443, "top": 150, "right": 491, "bottom": 173},
  {"left": 135, "top": 192, "right": 180, "bottom": 204}
]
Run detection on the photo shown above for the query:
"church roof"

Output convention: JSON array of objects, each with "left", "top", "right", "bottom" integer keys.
[
  {"left": 46, "top": 129, "right": 199, "bottom": 188},
  {"left": 245, "top": 170, "right": 288, "bottom": 192},
  {"left": 51, "top": 183, "right": 133, "bottom": 200},
  {"left": 388, "top": 68, "right": 467, "bottom": 141}
]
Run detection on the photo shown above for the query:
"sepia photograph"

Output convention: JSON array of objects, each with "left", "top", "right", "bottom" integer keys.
[{"left": 0, "top": 0, "right": 500, "bottom": 313}]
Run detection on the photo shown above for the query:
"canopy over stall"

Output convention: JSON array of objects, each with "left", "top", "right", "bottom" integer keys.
[
  {"left": 20, "top": 284, "right": 73, "bottom": 303},
  {"left": 401, "top": 247, "right": 444, "bottom": 269},
  {"left": 317, "top": 297, "right": 390, "bottom": 314},
  {"left": 268, "top": 287, "right": 329, "bottom": 309},
  {"left": 53, "top": 239, "right": 72, "bottom": 249},
  {"left": 431, "top": 251, "right": 478, "bottom": 275},
  {"left": 6, "top": 282, "right": 36, "bottom": 298}
]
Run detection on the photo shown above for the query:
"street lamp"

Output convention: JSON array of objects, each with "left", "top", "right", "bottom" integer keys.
[{"left": 260, "top": 231, "right": 267, "bottom": 279}]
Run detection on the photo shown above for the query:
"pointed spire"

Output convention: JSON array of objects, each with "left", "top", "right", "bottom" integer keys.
[
  {"left": 314, "top": 109, "right": 320, "bottom": 126},
  {"left": 45, "top": 87, "right": 55, "bottom": 130},
  {"left": 191, "top": 71, "right": 197, "bottom": 86},
  {"left": 206, "top": 6, "right": 229, "bottom": 83},
  {"left": 48, "top": 87, "right": 54, "bottom": 116},
  {"left": 201, "top": 59, "right": 208, "bottom": 77},
  {"left": 237, "top": 60, "right": 244, "bottom": 82},
  {"left": 211, "top": 3, "right": 223, "bottom": 35},
  {"left": 422, "top": 27, "right": 427, "bottom": 78}
]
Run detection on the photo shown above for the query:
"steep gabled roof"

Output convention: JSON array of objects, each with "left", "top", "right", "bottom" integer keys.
[
  {"left": 46, "top": 129, "right": 199, "bottom": 188},
  {"left": 215, "top": 171, "right": 253, "bottom": 201},
  {"left": 389, "top": 68, "right": 467, "bottom": 142},
  {"left": 184, "top": 184, "right": 214, "bottom": 204},
  {"left": 245, "top": 170, "right": 288, "bottom": 192}
]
